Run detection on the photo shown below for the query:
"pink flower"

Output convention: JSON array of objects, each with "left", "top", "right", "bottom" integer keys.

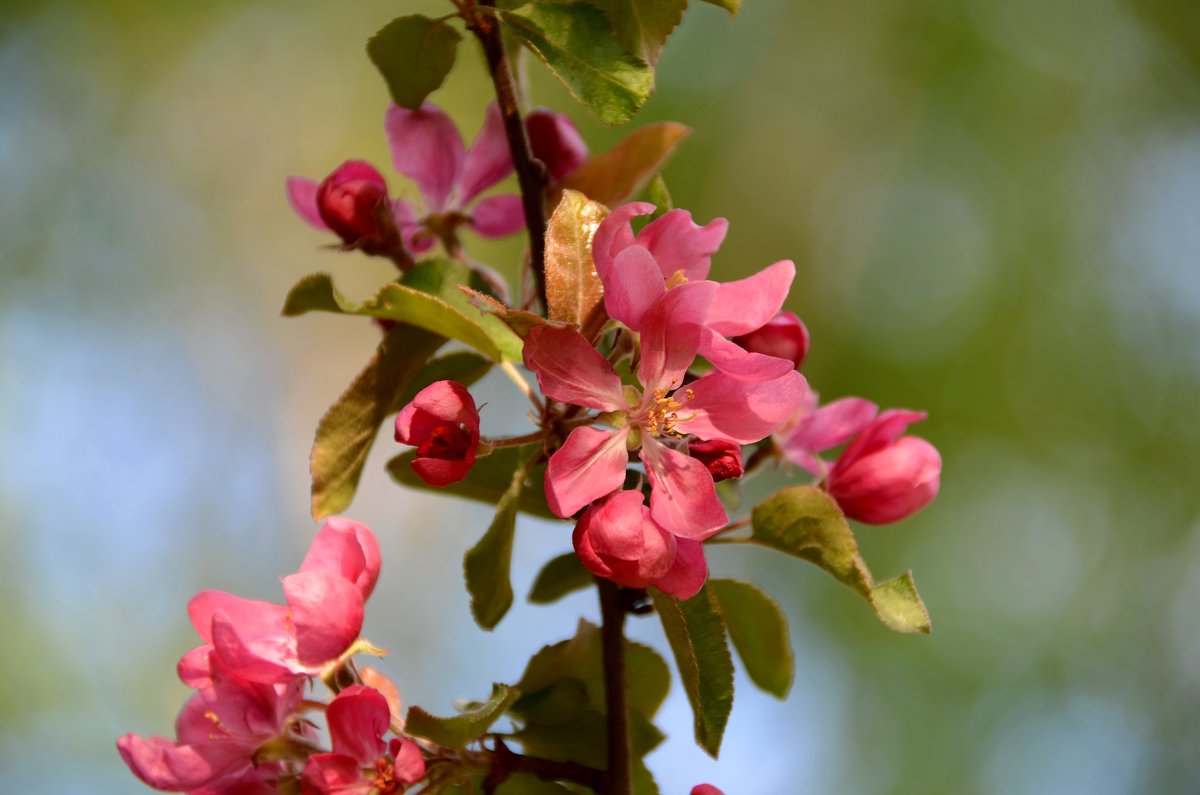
[
  {"left": 394, "top": 380, "right": 481, "bottom": 487},
  {"left": 300, "top": 686, "right": 425, "bottom": 795},
  {"left": 691, "top": 786, "right": 726, "bottom": 795},
  {"left": 385, "top": 102, "right": 525, "bottom": 240},
  {"left": 524, "top": 284, "right": 805, "bottom": 540},
  {"left": 732, "top": 310, "right": 810, "bottom": 370},
  {"left": 827, "top": 410, "right": 941, "bottom": 524},
  {"left": 592, "top": 203, "right": 798, "bottom": 381},
  {"left": 183, "top": 518, "right": 381, "bottom": 685},
  {"left": 525, "top": 108, "right": 588, "bottom": 182},
  {"left": 776, "top": 381, "right": 878, "bottom": 477},
  {"left": 687, "top": 438, "right": 744, "bottom": 482}
]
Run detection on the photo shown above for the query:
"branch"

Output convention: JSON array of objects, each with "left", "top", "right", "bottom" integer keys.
[
  {"left": 469, "top": 1, "right": 549, "bottom": 310},
  {"left": 483, "top": 739, "right": 609, "bottom": 792},
  {"left": 597, "top": 578, "right": 632, "bottom": 795}
]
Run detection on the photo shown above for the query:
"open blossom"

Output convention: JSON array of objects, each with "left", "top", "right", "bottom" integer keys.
[
  {"left": 525, "top": 283, "right": 805, "bottom": 540},
  {"left": 827, "top": 409, "right": 941, "bottom": 524},
  {"left": 394, "top": 380, "right": 481, "bottom": 487},
  {"left": 776, "top": 381, "right": 878, "bottom": 477},
  {"left": 591, "top": 202, "right": 799, "bottom": 381},
  {"left": 301, "top": 686, "right": 425, "bottom": 795},
  {"left": 182, "top": 517, "right": 381, "bottom": 686}
]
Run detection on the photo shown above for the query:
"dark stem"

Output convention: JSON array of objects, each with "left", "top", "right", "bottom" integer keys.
[
  {"left": 483, "top": 739, "right": 609, "bottom": 792},
  {"left": 597, "top": 578, "right": 632, "bottom": 795},
  {"left": 469, "top": 1, "right": 549, "bottom": 310}
]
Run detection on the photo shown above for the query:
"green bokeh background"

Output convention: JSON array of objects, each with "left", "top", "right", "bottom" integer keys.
[{"left": 2, "top": 0, "right": 1198, "bottom": 792}]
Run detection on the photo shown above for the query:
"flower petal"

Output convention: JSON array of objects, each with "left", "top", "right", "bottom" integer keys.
[
  {"left": 780, "top": 397, "right": 878, "bottom": 473},
  {"left": 830, "top": 436, "right": 941, "bottom": 524},
  {"left": 457, "top": 102, "right": 514, "bottom": 205},
  {"left": 385, "top": 103, "right": 464, "bottom": 212},
  {"left": 698, "top": 329, "right": 796, "bottom": 382},
  {"left": 327, "top": 685, "right": 390, "bottom": 764},
  {"left": 526, "top": 108, "right": 588, "bottom": 181},
  {"left": 301, "top": 754, "right": 362, "bottom": 794},
  {"left": 677, "top": 370, "right": 807, "bottom": 445},
  {"left": 833, "top": 408, "right": 928, "bottom": 473},
  {"left": 591, "top": 202, "right": 654, "bottom": 280},
  {"left": 602, "top": 245, "right": 667, "bottom": 330},
  {"left": 545, "top": 426, "right": 631, "bottom": 518},
  {"left": 390, "top": 738, "right": 427, "bottom": 784},
  {"left": 640, "top": 437, "right": 727, "bottom": 540},
  {"left": 637, "top": 281, "right": 716, "bottom": 392},
  {"left": 282, "top": 571, "right": 364, "bottom": 668},
  {"left": 469, "top": 194, "right": 526, "bottom": 238},
  {"left": 634, "top": 209, "right": 728, "bottom": 282},
  {"left": 299, "top": 517, "right": 381, "bottom": 602},
  {"left": 524, "top": 325, "right": 626, "bottom": 411},
  {"left": 653, "top": 538, "right": 707, "bottom": 600},
  {"left": 706, "top": 260, "right": 795, "bottom": 337},
  {"left": 117, "top": 733, "right": 227, "bottom": 792},
  {"left": 286, "top": 177, "right": 330, "bottom": 231},
  {"left": 187, "top": 591, "right": 288, "bottom": 647}
]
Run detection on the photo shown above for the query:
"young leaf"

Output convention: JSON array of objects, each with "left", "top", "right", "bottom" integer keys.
[
  {"left": 649, "top": 586, "right": 734, "bottom": 758},
  {"left": 709, "top": 579, "right": 794, "bottom": 699},
  {"left": 645, "top": 173, "right": 673, "bottom": 218},
  {"left": 387, "top": 443, "right": 555, "bottom": 519},
  {"left": 463, "top": 457, "right": 531, "bottom": 630},
  {"left": 501, "top": 3, "right": 654, "bottom": 126},
  {"left": 585, "top": 0, "right": 688, "bottom": 66},
  {"left": 367, "top": 15, "right": 462, "bottom": 110},
  {"left": 751, "top": 485, "right": 932, "bottom": 634},
  {"left": 528, "top": 552, "right": 594, "bottom": 604},
  {"left": 544, "top": 190, "right": 609, "bottom": 334},
  {"left": 404, "top": 683, "right": 520, "bottom": 748},
  {"left": 698, "top": 0, "right": 742, "bottom": 15},
  {"left": 559, "top": 122, "right": 690, "bottom": 205}
]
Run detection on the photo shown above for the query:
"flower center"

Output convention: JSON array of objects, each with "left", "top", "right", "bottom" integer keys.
[
  {"left": 642, "top": 387, "right": 695, "bottom": 438},
  {"left": 418, "top": 424, "right": 472, "bottom": 460},
  {"left": 371, "top": 756, "right": 402, "bottom": 794}
]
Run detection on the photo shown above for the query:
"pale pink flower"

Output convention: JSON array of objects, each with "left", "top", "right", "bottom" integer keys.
[
  {"left": 827, "top": 410, "right": 941, "bottom": 524},
  {"left": 394, "top": 380, "right": 481, "bottom": 487}
]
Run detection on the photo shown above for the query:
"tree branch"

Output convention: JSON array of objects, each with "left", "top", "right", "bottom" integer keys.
[
  {"left": 597, "top": 578, "right": 632, "bottom": 795},
  {"left": 469, "top": 1, "right": 549, "bottom": 310},
  {"left": 483, "top": 739, "right": 609, "bottom": 792}
]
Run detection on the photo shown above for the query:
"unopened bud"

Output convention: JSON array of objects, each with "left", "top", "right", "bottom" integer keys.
[
  {"left": 733, "top": 310, "right": 810, "bottom": 370},
  {"left": 688, "top": 439, "right": 744, "bottom": 482}
]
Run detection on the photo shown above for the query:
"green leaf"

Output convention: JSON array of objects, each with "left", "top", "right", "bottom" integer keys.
[
  {"left": 649, "top": 585, "right": 733, "bottom": 758},
  {"left": 750, "top": 485, "right": 932, "bottom": 634},
  {"left": 645, "top": 173, "right": 673, "bottom": 218},
  {"left": 282, "top": 261, "right": 523, "bottom": 362},
  {"left": 585, "top": 0, "right": 687, "bottom": 66},
  {"left": 495, "top": 774, "right": 576, "bottom": 795},
  {"left": 559, "top": 122, "right": 690, "bottom": 205},
  {"left": 463, "top": 457, "right": 531, "bottom": 630},
  {"left": 501, "top": 3, "right": 654, "bottom": 125},
  {"left": 528, "top": 552, "right": 594, "bottom": 604},
  {"left": 405, "top": 683, "right": 520, "bottom": 748},
  {"left": 698, "top": 0, "right": 742, "bottom": 15},
  {"left": 387, "top": 443, "right": 555, "bottom": 519},
  {"left": 544, "top": 190, "right": 609, "bottom": 338},
  {"left": 307, "top": 324, "right": 444, "bottom": 520},
  {"left": 710, "top": 579, "right": 794, "bottom": 698},
  {"left": 367, "top": 15, "right": 462, "bottom": 110}
]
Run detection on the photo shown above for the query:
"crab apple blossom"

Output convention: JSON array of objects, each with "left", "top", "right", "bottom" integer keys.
[
  {"left": 525, "top": 107, "right": 589, "bottom": 181},
  {"left": 776, "top": 381, "right": 879, "bottom": 477},
  {"left": 394, "top": 380, "right": 481, "bottom": 487},
  {"left": 732, "top": 310, "right": 810, "bottom": 370},
  {"left": 827, "top": 409, "right": 942, "bottom": 524}
]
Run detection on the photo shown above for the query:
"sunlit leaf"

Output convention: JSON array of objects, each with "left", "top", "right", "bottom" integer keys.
[
  {"left": 387, "top": 443, "right": 555, "bottom": 519},
  {"left": 586, "top": 0, "right": 687, "bottom": 66},
  {"left": 405, "top": 683, "right": 520, "bottom": 748},
  {"left": 501, "top": 3, "right": 654, "bottom": 125},
  {"left": 367, "top": 15, "right": 461, "bottom": 110},
  {"left": 698, "top": 0, "right": 742, "bottom": 16},
  {"left": 559, "top": 122, "right": 690, "bottom": 205},
  {"left": 545, "top": 190, "right": 609, "bottom": 337},
  {"left": 528, "top": 552, "right": 594, "bottom": 604},
  {"left": 710, "top": 579, "right": 793, "bottom": 698},
  {"left": 751, "top": 485, "right": 932, "bottom": 634}
]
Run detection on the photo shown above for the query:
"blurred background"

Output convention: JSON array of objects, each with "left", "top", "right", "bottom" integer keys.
[{"left": 3, "top": 0, "right": 1199, "bottom": 791}]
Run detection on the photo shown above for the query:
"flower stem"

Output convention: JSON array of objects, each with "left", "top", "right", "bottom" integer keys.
[
  {"left": 469, "top": 0, "right": 549, "bottom": 311},
  {"left": 499, "top": 360, "right": 543, "bottom": 411},
  {"left": 597, "top": 578, "right": 632, "bottom": 795}
]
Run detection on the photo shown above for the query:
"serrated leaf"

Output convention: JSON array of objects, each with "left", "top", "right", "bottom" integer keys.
[
  {"left": 750, "top": 485, "right": 932, "bottom": 634},
  {"left": 586, "top": 0, "right": 687, "bottom": 66},
  {"left": 367, "top": 15, "right": 462, "bottom": 110},
  {"left": 282, "top": 261, "right": 523, "bottom": 362},
  {"left": 501, "top": 3, "right": 654, "bottom": 126},
  {"left": 387, "top": 443, "right": 555, "bottom": 519},
  {"left": 559, "top": 122, "right": 689, "bottom": 205},
  {"left": 528, "top": 552, "right": 594, "bottom": 604},
  {"left": 405, "top": 683, "right": 520, "bottom": 748},
  {"left": 698, "top": 0, "right": 742, "bottom": 15},
  {"left": 649, "top": 586, "right": 733, "bottom": 758},
  {"left": 545, "top": 190, "right": 609, "bottom": 336},
  {"left": 710, "top": 579, "right": 793, "bottom": 698},
  {"left": 463, "top": 457, "right": 531, "bottom": 629}
]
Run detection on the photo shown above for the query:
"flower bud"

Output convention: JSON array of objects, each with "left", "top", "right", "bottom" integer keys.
[
  {"left": 316, "top": 160, "right": 392, "bottom": 246},
  {"left": 827, "top": 410, "right": 941, "bottom": 524},
  {"left": 692, "top": 786, "right": 726, "bottom": 795},
  {"left": 732, "top": 310, "right": 810, "bottom": 370},
  {"left": 394, "top": 381, "right": 481, "bottom": 487},
  {"left": 687, "top": 438, "right": 744, "bottom": 482},
  {"left": 573, "top": 491, "right": 676, "bottom": 589},
  {"left": 525, "top": 108, "right": 588, "bottom": 182}
]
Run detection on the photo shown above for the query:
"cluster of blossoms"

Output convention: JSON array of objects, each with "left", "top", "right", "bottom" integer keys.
[
  {"left": 394, "top": 196, "right": 942, "bottom": 600},
  {"left": 117, "top": 519, "right": 425, "bottom": 794}
]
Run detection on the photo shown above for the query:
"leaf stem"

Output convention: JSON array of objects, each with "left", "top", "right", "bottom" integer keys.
[
  {"left": 469, "top": 0, "right": 550, "bottom": 311},
  {"left": 597, "top": 578, "right": 632, "bottom": 795},
  {"left": 499, "top": 359, "right": 543, "bottom": 411}
]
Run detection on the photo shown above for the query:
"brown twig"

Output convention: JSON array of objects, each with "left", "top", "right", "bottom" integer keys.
[
  {"left": 483, "top": 739, "right": 609, "bottom": 792},
  {"left": 597, "top": 578, "right": 632, "bottom": 795}
]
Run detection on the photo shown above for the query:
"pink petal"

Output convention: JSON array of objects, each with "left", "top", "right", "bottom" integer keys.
[
  {"left": 390, "top": 738, "right": 427, "bottom": 784},
  {"left": 691, "top": 786, "right": 726, "bottom": 795},
  {"left": 117, "top": 734, "right": 226, "bottom": 792},
  {"left": 394, "top": 380, "right": 480, "bottom": 446},
  {"left": 699, "top": 329, "right": 796, "bottom": 381},
  {"left": 283, "top": 571, "right": 364, "bottom": 667},
  {"left": 640, "top": 437, "right": 728, "bottom": 540},
  {"left": 781, "top": 397, "right": 878, "bottom": 469},
  {"left": 634, "top": 210, "right": 728, "bottom": 282},
  {"left": 834, "top": 409, "right": 928, "bottom": 473},
  {"left": 677, "top": 370, "right": 807, "bottom": 445},
  {"left": 525, "top": 108, "right": 588, "bottom": 181},
  {"left": 385, "top": 103, "right": 464, "bottom": 213},
  {"left": 469, "top": 193, "right": 526, "bottom": 238},
  {"left": 601, "top": 245, "right": 667, "bottom": 330},
  {"left": 301, "top": 754, "right": 364, "bottom": 794},
  {"left": 573, "top": 493, "right": 675, "bottom": 588},
  {"left": 394, "top": 198, "right": 435, "bottom": 253},
  {"left": 545, "top": 426, "right": 631, "bottom": 518},
  {"left": 523, "top": 325, "right": 626, "bottom": 411},
  {"left": 327, "top": 685, "right": 390, "bottom": 765},
  {"left": 208, "top": 612, "right": 296, "bottom": 684},
  {"left": 706, "top": 260, "right": 796, "bottom": 337},
  {"left": 457, "top": 101, "right": 514, "bottom": 206},
  {"left": 733, "top": 310, "right": 810, "bottom": 369},
  {"left": 591, "top": 202, "right": 654, "bottom": 280},
  {"left": 587, "top": 490, "right": 655, "bottom": 560},
  {"left": 177, "top": 645, "right": 214, "bottom": 688},
  {"left": 286, "top": 177, "right": 330, "bottom": 231},
  {"left": 299, "top": 517, "right": 381, "bottom": 602},
  {"left": 188, "top": 591, "right": 288, "bottom": 646},
  {"left": 636, "top": 281, "right": 716, "bottom": 392},
  {"left": 410, "top": 456, "right": 474, "bottom": 487},
  {"left": 830, "top": 436, "right": 941, "bottom": 524},
  {"left": 653, "top": 538, "right": 708, "bottom": 600}
]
